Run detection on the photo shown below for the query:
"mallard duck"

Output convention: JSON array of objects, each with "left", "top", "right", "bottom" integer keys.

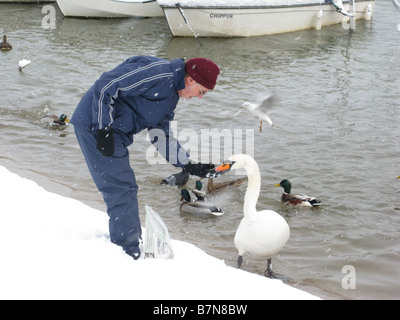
[
  {"left": 41, "top": 114, "right": 70, "bottom": 128},
  {"left": 206, "top": 177, "right": 247, "bottom": 195},
  {"left": 208, "top": 154, "right": 290, "bottom": 280},
  {"left": 180, "top": 188, "right": 224, "bottom": 216},
  {"left": 0, "top": 35, "right": 12, "bottom": 51},
  {"left": 192, "top": 180, "right": 206, "bottom": 201},
  {"left": 275, "top": 179, "right": 322, "bottom": 207}
]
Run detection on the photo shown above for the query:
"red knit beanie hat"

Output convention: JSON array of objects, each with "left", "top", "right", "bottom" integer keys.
[{"left": 185, "top": 58, "right": 220, "bottom": 90}]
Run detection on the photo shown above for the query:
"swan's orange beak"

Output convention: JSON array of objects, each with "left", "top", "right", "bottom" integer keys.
[
  {"left": 215, "top": 163, "right": 231, "bottom": 172},
  {"left": 206, "top": 161, "right": 235, "bottom": 178},
  {"left": 215, "top": 161, "right": 235, "bottom": 173}
]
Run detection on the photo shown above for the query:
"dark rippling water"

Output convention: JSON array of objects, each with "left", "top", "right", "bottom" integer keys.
[{"left": 1, "top": 1, "right": 399, "bottom": 299}]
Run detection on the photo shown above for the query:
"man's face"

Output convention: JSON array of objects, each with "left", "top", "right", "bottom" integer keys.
[{"left": 178, "top": 76, "right": 210, "bottom": 99}]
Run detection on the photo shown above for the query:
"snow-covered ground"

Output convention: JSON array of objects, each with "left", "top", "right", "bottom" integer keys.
[{"left": 0, "top": 166, "right": 319, "bottom": 300}]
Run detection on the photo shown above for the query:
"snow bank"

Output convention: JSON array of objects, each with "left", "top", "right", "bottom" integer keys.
[
  {"left": 157, "top": 0, "right": 326, "bottom": 7},
  {"left": 0, "top": 166, "right": 319, "bottom": 300}
]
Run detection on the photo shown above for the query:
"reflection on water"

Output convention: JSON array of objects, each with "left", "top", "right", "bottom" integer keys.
[{"left": 1, "top": 2, "right": 400, "bottom": 299}]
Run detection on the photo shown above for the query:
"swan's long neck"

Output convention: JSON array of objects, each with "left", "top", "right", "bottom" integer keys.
[{"left": 243, "top": 160, "right": 261, "bottom": 217}]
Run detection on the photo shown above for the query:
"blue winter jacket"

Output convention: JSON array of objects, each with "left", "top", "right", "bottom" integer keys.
[{"left": 71, "top": 56, "right": 190, "bottom": 168}]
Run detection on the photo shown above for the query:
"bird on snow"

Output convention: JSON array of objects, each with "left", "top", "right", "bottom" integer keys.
[
  {"left": 241, "top": 92, "right": 276, "bottom": 132},
  {"left": 0, "top": 35, "right": 12, "bottom": 51}
]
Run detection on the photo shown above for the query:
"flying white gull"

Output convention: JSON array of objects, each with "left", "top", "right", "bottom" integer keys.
[{"left": 241, "top": 93, "right": 276, "bottom": 132}]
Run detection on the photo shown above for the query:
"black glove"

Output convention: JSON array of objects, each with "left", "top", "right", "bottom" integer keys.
[
  {"left": 96, "top": 128, "right": 115, "bottom": 157},
  {"left": 161, "top": 170, "right": 189, "bottom": 187},
  {"left": 183, "top": 162, "right": 215, "bottom": 178}
]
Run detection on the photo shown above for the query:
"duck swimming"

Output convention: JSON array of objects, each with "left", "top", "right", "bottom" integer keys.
[
  {"left": 192, "top": 180, "right": 206, "bottom": 201},
  {"left": 208, "top": 154, "right": 290, "bottom": 280},
  {"left": 40, "top": 114, "right": 70, "bottom": 128},
  {"left": 275, "top": 179, "right": 322, "bottom": 207},
  {"left": 180, "top": 188, "right": 224, "bottom": 216},
  {"left": 206, "top": 177, "right": 247, "bottom": 195},
  {"left": 0, "top": 35, "right": 12, "bottom": 51}
]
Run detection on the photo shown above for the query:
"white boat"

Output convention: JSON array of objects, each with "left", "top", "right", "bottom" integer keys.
[
  {"left": 157, "top": 0, "right": 375, "bottom": 37},
  {"left": 56, "top": 0, "right": 163, "bottom": 18},
  {"left": 1, "top": 0, "right": 54, "bottom": 2}
]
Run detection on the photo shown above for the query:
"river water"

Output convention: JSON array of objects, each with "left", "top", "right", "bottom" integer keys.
[{"left": 1, "top": 1, "right": 399, "bottom": 300}]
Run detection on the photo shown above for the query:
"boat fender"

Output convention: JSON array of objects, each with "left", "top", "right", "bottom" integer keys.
[
  {"left": 365, "top": 4, "right": 373, "bottom": 20},
  {"left": 315, "top": 10, "right": 323, "bottom": 30}
]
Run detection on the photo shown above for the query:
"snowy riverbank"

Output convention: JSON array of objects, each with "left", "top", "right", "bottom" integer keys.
[{"left": 0, "top": 166, "right": 319, "bottom": 300}]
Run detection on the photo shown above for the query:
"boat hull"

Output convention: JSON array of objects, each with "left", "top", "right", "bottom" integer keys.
[
  {"left": 56, "top": 0, "right": 163, "bottom": 18},
  {"left": 161, "top": 1, "right": 375, "bottom": 37},
  {"left": 1, "top": 1, "right": 54, "bottom": 2}
]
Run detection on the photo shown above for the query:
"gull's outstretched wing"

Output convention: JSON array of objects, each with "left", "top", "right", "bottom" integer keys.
[{"left": 257, "top": 93, "right": 277, "bottom": 114}]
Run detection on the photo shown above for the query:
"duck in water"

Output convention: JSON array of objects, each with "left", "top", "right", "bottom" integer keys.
[
  {"left": 275, "top": 179, "right": 322, "bottom": 207},
  {"left": 0, "top": 35, "right": 12, "bottom": 51},
  {"left": 41, "top": 114, "right": 70, "bottom": 128}
]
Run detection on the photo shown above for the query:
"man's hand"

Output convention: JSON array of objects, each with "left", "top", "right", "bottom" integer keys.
[
  {"left": 160, "top": 162, "right": 215, "bottom": 187},
  {"left": 96, "top": 128, "right": 115, "bottom": 157}
]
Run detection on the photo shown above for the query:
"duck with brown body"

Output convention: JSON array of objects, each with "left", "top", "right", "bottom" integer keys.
[
  {"left": 206, "top": 177, "right": 247, "bottom": 195},
  {"left": 0, "top": 35, "right": 12, "bottom": 51}
]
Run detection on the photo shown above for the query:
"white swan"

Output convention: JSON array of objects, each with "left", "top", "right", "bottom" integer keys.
[{"left": 209, "top": 154, "right": 290, "bottom": 279}]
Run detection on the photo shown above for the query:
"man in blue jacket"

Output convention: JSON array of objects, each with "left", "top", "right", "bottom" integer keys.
[{"left": 71, "top": 56, "right": 220, "bottom": 260}]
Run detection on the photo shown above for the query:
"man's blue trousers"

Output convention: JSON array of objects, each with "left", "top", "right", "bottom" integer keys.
[{"left": 74, "top": 125, "right": 142, "bottom": 257}]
